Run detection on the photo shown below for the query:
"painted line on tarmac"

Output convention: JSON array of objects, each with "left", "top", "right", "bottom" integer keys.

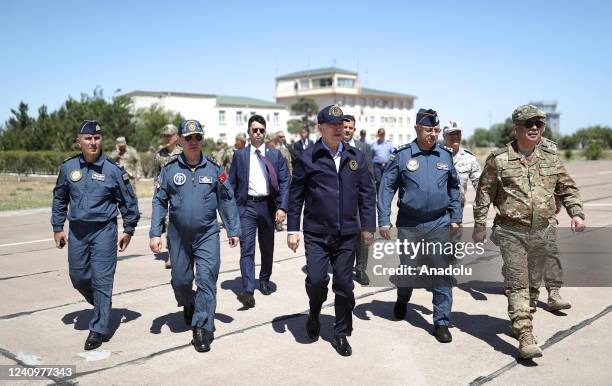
[
  {"left": 468, "top": 303, "right": 612, "bottom": 385},
  {"left": 0, "top": 270, "right": 59, "bottom": 281},
  {"left": 0, "top": 347, "right": 78, "bottom": 385},
  {"left": 47, "top": 287, "right": 397, "bottom": 382}
]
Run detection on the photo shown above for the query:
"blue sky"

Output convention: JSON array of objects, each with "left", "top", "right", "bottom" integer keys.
[{"left": 2, "top": 0, "right": 611, "bottom": 137}]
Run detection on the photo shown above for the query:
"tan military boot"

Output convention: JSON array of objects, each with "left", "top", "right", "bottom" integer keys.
[
  {"left": 547, "top": 287, "right": 571, "bottom": 311},
  {"left": 518, "top": 330, "right": 543, "bottom": 359}
]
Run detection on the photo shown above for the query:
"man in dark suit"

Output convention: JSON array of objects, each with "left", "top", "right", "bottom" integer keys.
[
  {"left": 292, "top": 127, "right": 313, "bottom": 156},
  {"left": 287, "top": 105, "right": 376, "bottom": 357},
  {"left": 229, "top": 115, "right": 290, "bottom": 308},
  {"left": 342, "top": 115, "right": 374, "bottom": 286}
]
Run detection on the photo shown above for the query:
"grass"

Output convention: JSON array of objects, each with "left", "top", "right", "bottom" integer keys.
[{"left": 0, "top": 175, "right": 154, "bottom": 212}]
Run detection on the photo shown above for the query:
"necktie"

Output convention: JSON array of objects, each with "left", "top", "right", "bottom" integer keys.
[{"left": 255, "top": 149, "right": 279, "bottom": 192}]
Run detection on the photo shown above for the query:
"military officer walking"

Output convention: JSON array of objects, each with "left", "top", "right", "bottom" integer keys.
[
  {"left": 110, "top": 136, "right": 142, "bottom": 189},
  {"left": 52, "top": 120, "right": 140, "bottom": 350},
  {"left": 378, "top": 109, "right": 461, "bottom": 343},
  {"left": 473, "top": 105, "right": 585, "bottom": 359},
  {"left": 287, "top": 105, "right": 376, "bottom": 357},
  {"left": 153, "top": 124, "right": 183, "bottom": 269},
  {"left": 150, "top": 119, "right": 241, "bottom": 353}
]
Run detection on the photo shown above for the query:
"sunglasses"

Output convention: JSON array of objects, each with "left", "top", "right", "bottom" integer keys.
[
  {"left": 522, "top": 120, "right": 545, "bottom": 129},
  {"left": 184, "top": 134, "right": 203, "bottom": 142},
  {"left": 251, "top": 128, "right": 266, "bottom": 134}
]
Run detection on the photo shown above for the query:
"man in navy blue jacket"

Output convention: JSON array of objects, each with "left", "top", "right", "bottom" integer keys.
[
  {"left": 229, "top": 115, "right": 290, "bottom": 307},
  {"left": 287, "top": 105, "right": 376, "bottom": 357}
]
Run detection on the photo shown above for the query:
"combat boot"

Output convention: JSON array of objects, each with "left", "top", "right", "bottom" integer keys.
[
  {"left": 518, "top": 330, "right": 542, "bottom": 359},
  {"left": 547, "top": 287, "right": 571, "bottom": 311}
]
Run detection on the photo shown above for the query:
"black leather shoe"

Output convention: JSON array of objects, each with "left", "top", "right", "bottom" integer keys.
[
  {"left": 331, "top": 336, "right": 352, "bottom": 357},
  {"left": 434, "top": 325, "right": 452, "bottom": 343},
  {"left": 183, "top": 304, "right": 194, "bottom": 326},
  {"left": 259, "top": 281, "right": 272, "bottom": 296},
  {"left": 394, "top": 301, "right": 407, "bottom": 319},
  {"left": 84, "top": 331, "right": 103, "bottom": 350},
  {"left": 354, "top": 270, "right": 370, "bottom": 286},
  {"left": 238, "top": 292, "right": 256, "bottom": 308},
  {"left": 306, "top": 315, "right": 320, "bottom": 341},
  {"left": 191, "top": 328, "right": 211, "bottom": 352}
]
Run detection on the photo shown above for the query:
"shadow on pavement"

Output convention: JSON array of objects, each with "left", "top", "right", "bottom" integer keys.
[
  {"left": 149, "top": 311, "right": 234, "bottom": 334},
  {"left": 271, "top": 313, "right": 336, "bottom": 344},
  {"left": 61, "top": 308, "right": 141, "bottom": 339},
  {"left": 451, "top": 311, "right": 517, "bottom": 357},
  {"left": 353, "top": 299, "right": 433, "bottom": 335}
]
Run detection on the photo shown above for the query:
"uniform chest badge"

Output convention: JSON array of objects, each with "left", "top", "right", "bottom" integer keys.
[
  {"left": 349, "top": 160, "right": 358, "bottom": 171},
  {"left": 70, "top": 169, "right": 82, "bottom": 182},
  {"left": 173, "top": 173, "right": 187, "bottom": 186},
  {"left": 407, "top": 159, "right": 419, "bottom": 171},
  {"left": 91, "top": 172, "right": 106, "bottom": 181},
  {"left": 436, "top": 163, "right": 449, "bottom": 170},
  {"left": 199, "top": 176, "right": 213, "bottom": 184}
]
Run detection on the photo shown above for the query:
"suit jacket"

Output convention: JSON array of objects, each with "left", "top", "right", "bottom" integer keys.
[
  {"left": 228, "top": 145, "right": 290, "bottom": 213},
  {"left": 353, "top": 139, "right": 373, "bottom": 173},
  {"left": 293, "top": 138, "right": 313, "bottom": 153}
]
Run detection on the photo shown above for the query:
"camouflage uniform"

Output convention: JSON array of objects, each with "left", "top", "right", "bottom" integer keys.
[
  {"left": 474, "top": 107, "right": 583, "bottom": 357},
  {"left": 154, "top": 145, "right": 183, "bottom": 182},
  {"left": 221, "top": 146, "right": 234, "bottom": 171},
  {"left": 110, "top": 146, "right": 143, "bottom": 184},
  {"left": 452, "top": 147, "right": 482, "bottom": 207},
  {"left": 278, "top": 145, "right": 293, "bottom": 179}
]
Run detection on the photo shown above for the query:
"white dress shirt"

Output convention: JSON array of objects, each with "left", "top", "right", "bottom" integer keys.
[
  {"left": 321, "top": 140, "right": 343, "bottom": 172},
  {"left": 248, "top": 144, "right": 269, "bottom": 197}
]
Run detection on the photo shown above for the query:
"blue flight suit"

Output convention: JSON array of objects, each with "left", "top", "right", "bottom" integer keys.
[
  {"left": 150, "top": 153, "right": 240, "bottom": 333},
  {"left": 51, "top": 153, "right": 140, "bottom": 335},
  {"left": 288, "top": 139, "right": 376, "bottom": 336},
  {"left": 377, "top": 141, "right": 462, "bottom": 327}
]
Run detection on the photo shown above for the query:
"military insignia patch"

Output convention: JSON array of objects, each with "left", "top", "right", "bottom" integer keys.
[
  {"left": 329, "top": 105, "right": 342, "bottom": 117},
  {"left": 156, "top": 176, "right": 161, "bottom": 189},
  {"left": 389, "top": 154, "right": 396, "bottom": 162},
  {"left": 122, "top": 173, "right": 130, "bottom": 182},
  {"left": 173, "top": 173, "right": 187, "bottom": 186},
  {"left": 199, "top": 176, "right": 213, "bottom": 184},
  {"left": 91, "top": 172, "right": 106, "bottom": 181},
  {"left": 70, "top": 169, "right": 82, "bottom": 182},
  {"left": 187, "top": 121, "right": 196, "bottom": 132},
  {"left": 436, "top": 163, "right": 449, "bottom": 170},
  {"left": 95, "top": 124, "right": 101, "bottom": 132},
  {"left": 218, "top": 171, "right": 227, "bottom": 184},
  {"left": 407, "top": 159, "right": 419, "bottom": 171},
  {"left": 349, "top": 160, "right": 358, "bottom": 171}
]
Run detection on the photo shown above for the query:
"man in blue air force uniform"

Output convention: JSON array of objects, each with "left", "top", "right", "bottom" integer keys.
[
  {"left": 149, "top": 119, "right": 241, "bottom": 353},
  {"left": 378, "top": 109, "right": 462, "bottom": 343},
  {"left": 52, "top": 120, "right": 140, "bottom": 350}
]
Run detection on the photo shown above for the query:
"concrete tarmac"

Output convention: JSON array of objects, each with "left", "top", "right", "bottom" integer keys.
[{"left": 0, "top": 161, "right": 611, "bottom": 385}]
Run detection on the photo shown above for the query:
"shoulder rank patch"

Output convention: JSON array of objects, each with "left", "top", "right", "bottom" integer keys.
[
  {"left": 122, "top": 173, "right": 130, "bottom": 182},
  {"left": 463, "top": 148, "right": 475, "bottom": 155},
  {"left": 63, "top": 154, "right": 80, "bottom": 163},
  {"left": 492, "top": 148, "right": 506, "bottom": 157},
  {"left": 207, "top": 156, "right": 220, "bottom": 168},
  {"left": 392, "top": 144, "right": 408, "bottom": 154}
]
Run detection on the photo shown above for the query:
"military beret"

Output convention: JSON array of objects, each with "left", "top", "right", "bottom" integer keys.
[
  {"left": 78, "top": 120, "right": 101, "bottom": 135},
  {"left": 416, "top": 108, "right": 439, "bottom": 127},
  {"left": 179, "top": 119, "right": 204, "bottom": 136},
  {"left": 512, "top": 104, "right": 546, "bottom": 122},
  {"left": 317, "top": 105, "right": 345, "bottom": 124}
]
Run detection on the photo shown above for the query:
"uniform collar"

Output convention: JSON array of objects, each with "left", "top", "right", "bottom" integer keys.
[
  {"left": 508, "top": 141, "right": 543, "bottom": 161},
  {"left": 409, "top": 140, "right": 439, "bottom": 156},
  {"left": 80, "top": 152, "right": 105, "bottom": 166},
  {"left": 178, "top": 152, "right": 206, "bottom": 168}
]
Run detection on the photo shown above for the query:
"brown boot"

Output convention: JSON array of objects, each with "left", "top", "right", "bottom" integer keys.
[
  {"left": 547, "top": 287, "right": 571, "bottom": 311},
  {"left": 518, "top": 330, "right": 543, "bottom": 359}
]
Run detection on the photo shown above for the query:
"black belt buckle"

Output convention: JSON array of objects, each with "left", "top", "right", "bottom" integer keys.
[{"left": 248, "top": 195, "right": 268, "bottom": 202}]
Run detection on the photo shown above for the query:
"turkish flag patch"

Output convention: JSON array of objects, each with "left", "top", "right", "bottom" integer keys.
[{"left": 218, "top": 171, "right": 227, "bottom": 184}]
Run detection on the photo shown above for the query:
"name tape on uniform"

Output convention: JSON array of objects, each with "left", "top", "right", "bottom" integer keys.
[{"left": 199, "top": 176, "right": 212, "bottom": 184}]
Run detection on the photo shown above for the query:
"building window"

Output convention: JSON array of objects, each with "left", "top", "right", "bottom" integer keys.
[
  {"left": 398, "top": 134, "right": 403, "bottom": 144},
  {"left": 250, "top": 111, "right": 256, "bottom": 116},
  {"left": 337, "top": 77, "right": 355, "bottom": 88},
  {"left": 300, "top": 79, "right": 309, "bottom": 89},
  {"left": 219, "top": 110, "right": 226, "bottom": 125},
  {"left": 381, "top": 117, "right": 386, "bottom": 124},
  {"left": 377, "top": 99, "right": 384, "bottom": 108},
  {"left": 273, "top": 112, "right": 279, "bottom": 126},
  {"left": 369, "top": 98, "right": 375, "bottom": 108},
  {"left": 236, "top": 111, "right": 242, "bottom": 125},
  {"left": 313, "top": 78, "right": 333, "bottom": 88},
  {"left": 398, "top": 117, "right": 403, "bottom": 126},
  {"left": 370, "top": 116, "right": 375, "bottom": 125},
  {"left": 266, "top": 114, "right": 270, "bottom": 122}
]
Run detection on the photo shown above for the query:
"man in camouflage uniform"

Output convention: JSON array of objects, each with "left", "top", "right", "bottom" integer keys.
[
  {"left": 275, "top": 132, "right": 293, "bottom": 180},
  {"left": 153, "top": 124, "right": 183, "bottom": 269},
  {"left": 473, "top": 104, "right": 585, "bottom": 359},
  {"left": 212, "top": 139, "right": 227, "bottom": 167},
  {"left": 110, "top": 136, "right": 143, "bottom": 191},
  {"left": 442, "top": 121, "right": 481, "bottom": 208},
  {"left": 220, "top": 133, "right": 246, "bottom": 172}
]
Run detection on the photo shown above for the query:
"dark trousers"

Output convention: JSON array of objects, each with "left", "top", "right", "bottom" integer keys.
[
  {"left": 354, "top": 235, "right": 369, "bottom": 273},
  {"left": 373, "top": 162, "right": 386, "bottom": 194},
  {"left": 239, "top": 199, "right": 275, "bottom": 293},
  {"left": 68, "top": 220, "right": 118, "bottom": 335},
  {"left": 304, "top": 232, "right": 358, "bottom": 336},
  {"left": 169, "top": 227, "right": 221, "bottom": 332}
]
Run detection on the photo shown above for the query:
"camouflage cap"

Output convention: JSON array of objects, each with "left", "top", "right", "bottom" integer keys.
[
  {"left": 116, "top": 136, "right": 127, "bottom": 144},
  {"left": 216, "top": 138, "right": 224, "bottom": 145},
  {"left": 235, "top": 133, "right": 247, "bottom": 141},
  {"left": 162, "top": 124, "right": 178, "bottom": 135},
  {"left": 512, "top": 104, "right": 546, "bottom": 122},
  {"left": 265, "top": 132, "right": 276, "bottom": 142}
]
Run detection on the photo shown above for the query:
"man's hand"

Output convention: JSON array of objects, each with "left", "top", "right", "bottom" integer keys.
[
  {"left": 54, "top": 231, "right": 67, "bottom": 249},
  {"left": 275, "top": 209, "right": 286, "bottom": 225},
  {"left": 118, "top": 233, "right": 132, "bottom": 252},
  {"left": 149, "top": 237, "right": 162, "bottom": 253},
  {"left": 570, "top": 216, "right": 586, "bottom": 232},
  {"left": 379, "top": 227, "right": 391, "bottom": 240},
  {"left": 361, "top": 231, "right": 373, "bottom": 247},
  {"left": 472, "top": 226, "right": 487, "bottom": 243},
  {"left": 287, "top": 234, "right": 300, "bottom": 253},
  {"left": 228, "top": 236, "right": 239, "bottom": 248}
]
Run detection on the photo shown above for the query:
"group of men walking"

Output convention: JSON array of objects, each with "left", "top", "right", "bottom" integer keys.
[{"left": 51, "top": 103, "right": 584, "bottom": 359}]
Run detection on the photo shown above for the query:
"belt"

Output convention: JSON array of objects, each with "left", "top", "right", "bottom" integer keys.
[{"left": 248, "top": 195, "right": 269, "bottom": 202}]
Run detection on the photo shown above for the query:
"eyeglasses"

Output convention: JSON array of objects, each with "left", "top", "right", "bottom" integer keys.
[
  {"left": 184, "top": 134, "right": 203, "bottom": 142},
  {"left": 522, "top": 120, "right": 545, "bottom": 129},
  {"left": 251, "top": 128, "right": 266, "bottom": 134}
]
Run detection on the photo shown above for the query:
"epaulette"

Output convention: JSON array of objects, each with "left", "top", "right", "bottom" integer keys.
[
  {"left": 162, "top": 157, "right": 180, "bottom": 168},
  {"left": 463, "top": 148, "right": 475, "bottom": 156},
  {"left": 540, "top": 138, "right": 558, "bottom": 154},
  {"left": 392, "top": 144, "right": 409, "bottom": 154},
  {"left": 62, "top": 154, "right": 80, "bottom": 163},
  {"left": 206, "top": 155, "right": 221, "bottom": 168},
  {"left": 491, "top": 147, "right": 506, "bottom": 157},
  {"left": 438, "top": 144, "right": 453, "bottom": 154}
]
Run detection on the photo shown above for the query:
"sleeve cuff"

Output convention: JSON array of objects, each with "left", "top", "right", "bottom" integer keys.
[{"left": 52, "top": 226, "right": 64, "bottom": 232}]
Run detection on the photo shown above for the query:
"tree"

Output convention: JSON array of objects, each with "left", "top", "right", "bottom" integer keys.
[
  {"left": 470, "top": 128, "right": 490, "bottom": 147},
  {"left": 286, "top": 119, "right": 303, "bottom": 134},
  {"left": 290, "top": 97, "right": 318, "bottom": 132},
  {"left": 131, "top": 104, "right": 183, "bottom": 152}
]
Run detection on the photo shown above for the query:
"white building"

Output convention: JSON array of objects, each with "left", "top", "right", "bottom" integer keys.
[
  {"left": 121, "top": 91, "right": 290, "bottom": 143},
  {"left": 275, "top": 67, "right": 417, "bottom": 145}
]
